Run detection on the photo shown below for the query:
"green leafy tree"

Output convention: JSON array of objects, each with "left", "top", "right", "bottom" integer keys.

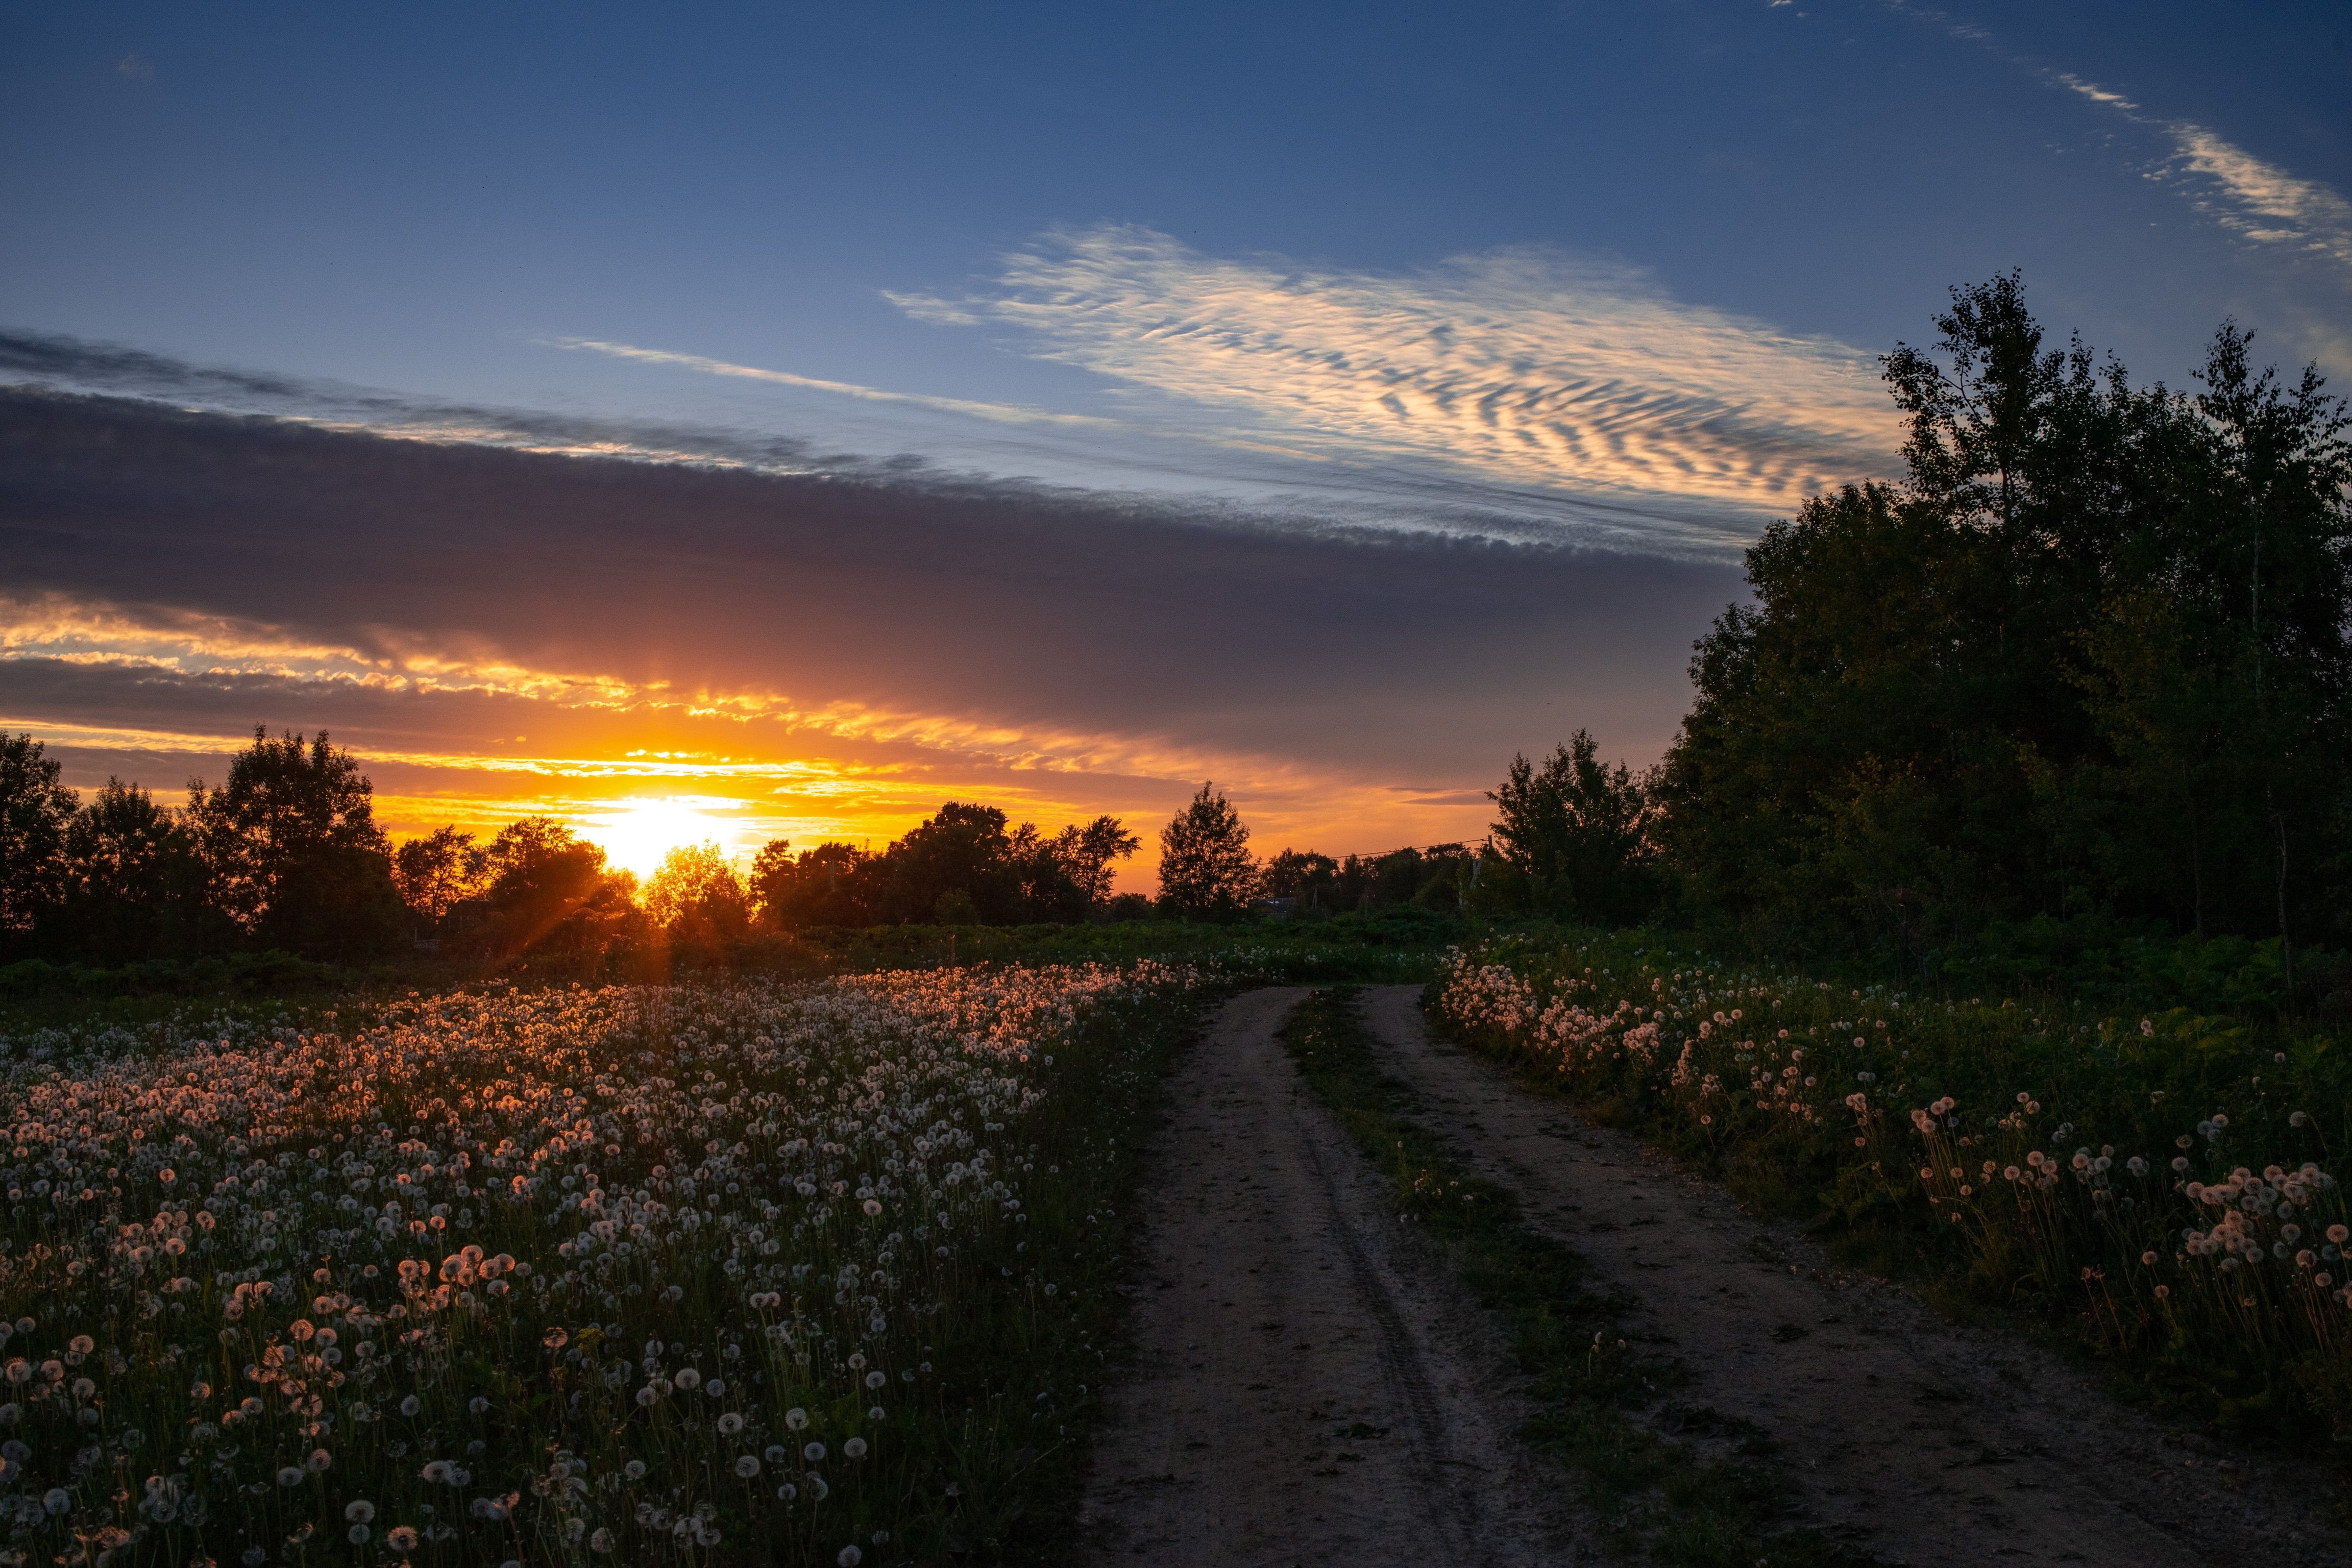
[
  {"left": 1654, "top": 276, "right": 2352, "bottom": 960},
  {"left": 1157, "top": 782, "right": 1257, "bottom": 919},
  {"left": 0, "top": 733, "right": 76, "bottom": 950},
  {"left": 1489, "top": 730, "right": 1658, "bottom": 926}
]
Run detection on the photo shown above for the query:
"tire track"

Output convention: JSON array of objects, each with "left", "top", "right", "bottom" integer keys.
[{"left": 1079, "top": 988, "right": 1588, "bottom": 1566}]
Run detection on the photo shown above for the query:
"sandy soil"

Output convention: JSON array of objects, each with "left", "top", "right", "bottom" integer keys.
[
  {"left": 1354, "top": 983, "right": 2344, "bottom": 1568},
  {"left": 1077, "top": 987, "right": 1592, "bottom": 1566}
]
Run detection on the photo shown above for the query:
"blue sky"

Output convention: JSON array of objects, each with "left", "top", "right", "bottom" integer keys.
[{"left": 2, "top": 1, "right": 2347, "bottom": 866}]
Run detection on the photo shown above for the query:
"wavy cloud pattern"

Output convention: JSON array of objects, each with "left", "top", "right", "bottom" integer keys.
[
  {"left": 2060, "top": 77, "right": 2352, "bottom": 282},
  {"left": 889, "top": 227, "right": 1903, "bottom": 514}
]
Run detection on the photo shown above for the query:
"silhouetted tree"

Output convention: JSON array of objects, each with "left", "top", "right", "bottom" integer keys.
[
  {"left": 0, "top": 733, "right": 76, "bottom": 952},
  {"left": 393, "top": 826, "right": 488, "bottom": 925},
  {"left": 477, "top": 816, "right": 639, "bottom": 958},
  {"left": 1260, "top": 848, "right": 1338, "bottom": 911},
  {"left": 1489, "top": 731, "right": 1658, "bottom": 925},
  {"left": 47, "top": 779, "right": 205, "bottom": 963},
  {"left": 884, "top": 803, "right": 1025, "bottom": 923},
  {"left": 750, "top": 840, "right": 885, "bottom": 928},
  {"left": 185, "top": 727, "right": 404, "bottom": 958},
  {"left": 1157, "top": 782, "right": 1257, "bottom": 919},
  {"left": 1045, "top": 816, "right": 1140, "bottom": 917}
]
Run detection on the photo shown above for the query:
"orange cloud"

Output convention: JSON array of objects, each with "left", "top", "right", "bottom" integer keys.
[{"left": 2, "top": 596, "right": 1508, "bottom": 891}]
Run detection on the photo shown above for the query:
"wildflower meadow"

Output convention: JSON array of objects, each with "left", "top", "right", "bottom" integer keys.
[
  {"left": 1434, "top": 936, "right": 2352, "bottom": 1440},
  {"left": 0, "top": 961, "right": 1198, "bottom": 1566}
]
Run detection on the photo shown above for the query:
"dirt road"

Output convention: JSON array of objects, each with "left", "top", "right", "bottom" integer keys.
[
  {"left": 1082, "top": 987, "right": 2338, "bottom": 1566},
  {"left": 1077, "top": 987, "right": 1590, "bottom": 1566},
  {"left": 1353, "top": 983, "right": 2340, "bottom": 1568}
]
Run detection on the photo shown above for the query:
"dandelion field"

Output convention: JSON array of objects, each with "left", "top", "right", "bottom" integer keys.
[
  {"left": 1434, "top": 937, "right": 2352, "bottom": 1444},
  {"left": 0, "top": 962, "right": 1201, "bottom": 1566}
]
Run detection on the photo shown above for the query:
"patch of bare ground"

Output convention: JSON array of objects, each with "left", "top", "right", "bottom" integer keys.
[
  {"left": 1356, "top": 983, "right": 2345, "bottom": 1568},
  {"left": 1077, "top": 987, "right": 1594, "bottom": 1566}
]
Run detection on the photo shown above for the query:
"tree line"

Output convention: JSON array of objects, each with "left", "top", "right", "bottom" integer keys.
[
  {"left": 0, "top": 727, "right": 1220, "bottom": 965},
  {"left": 0, "top": 733, "right": 1478, "bottom": 971},
  {"left": 6, "top": 276, "right": 2340, "bottom": 975},
  {"left": 1480, "top": 276, "right": 2352, "bottom": 972}
]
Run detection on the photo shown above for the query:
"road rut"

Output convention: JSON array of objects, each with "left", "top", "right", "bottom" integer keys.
[{"left": 1078, "top": 987, "right": 1588, "bottom": 1566}]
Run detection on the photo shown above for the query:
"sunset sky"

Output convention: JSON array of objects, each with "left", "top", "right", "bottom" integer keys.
[{"left": 4, "top": 2, "right": 2347, "bottom": 883}]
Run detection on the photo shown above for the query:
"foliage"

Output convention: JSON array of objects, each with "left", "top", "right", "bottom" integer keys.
[
  {"left": 1652, "top": 276, "right": 2352, "bottom": 964},
  {"left": 1486, "top": 729, "right": 1658, "bottom": 925},
  {"left": 474, "top": 819, "right": 643, "bottom": 963},
  {"left": 1154, "top": 783, "right": 1257, "bottom": 920},
  {"left": 393, "top": 828, "right": 489, "bottom": 925},
  {"left": 758, "top": 911, "right": 1460, "bottom": 984},
  {"left": 4, "top": 732, "right": 409, "bottom": 966},
  {"left": 1044, "top": 817, "right": 1139, "bottom": 913},
  {"left": 749, "top": 811, "right": 1139, "bottom": 934},
  {"left": 47, "top": 780, "right": 210, "bottom": 966},
  {"left": 1433, "top": 933, "right": 2352, "bottom": 1442},
  {"left": 644, "top": 845, "right": 752, "bottom": 951},
  {"left": 750, "top": 843, "right": 881, "bottom": 933},
  {"left": 1256, "top": 849, "right": 1337, "bottom": 908},
  {"left": 0, "top": 734, "right": 78, "bottom": 944},
  {"left": 183, "top": 729, "right": 407, "bottom": 960},
  {"left": 0, "top": 963, "right": 1200, "bottom": 1564}
]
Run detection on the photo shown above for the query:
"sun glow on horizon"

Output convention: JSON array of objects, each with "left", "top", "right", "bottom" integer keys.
[{"left": 584, "top": 797, "right": 749, "bottom": 880}]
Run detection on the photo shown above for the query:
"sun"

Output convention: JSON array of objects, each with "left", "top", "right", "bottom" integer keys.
[{"left": 585, "top": 797, "right": 738, "bottom": 881}]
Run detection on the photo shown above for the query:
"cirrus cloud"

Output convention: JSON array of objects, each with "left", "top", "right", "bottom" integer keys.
[
  {"left": 887, "top": 225, "right": 1904, "bottom": 519},
  {"left": 2056, "top": 75, "right": 2352, "bottom": 283}
]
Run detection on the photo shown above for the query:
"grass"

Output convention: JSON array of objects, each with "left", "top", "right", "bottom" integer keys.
[
  {"left": 1276, "top": 987, "right": 1875, "bottom": 1566},
  {"left": 0, "top": 914, "right": 1457, "bottom": 1034}
]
